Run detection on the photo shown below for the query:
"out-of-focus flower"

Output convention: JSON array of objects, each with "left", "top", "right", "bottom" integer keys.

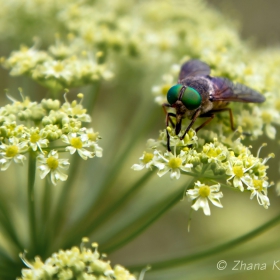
[
  {"left": 0, "top": 137, "right": 28, "bottom": 170},
  {"left": 19, "top": 239, "right": 136, "bottom": 280}
]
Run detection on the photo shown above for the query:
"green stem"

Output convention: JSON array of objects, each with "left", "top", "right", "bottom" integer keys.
[
  {"left": 94, "top": 101, "right": 158, "bottom": 199},
  {"left": 37, "top": 178, "right": 52, "bottom": 256},
  {"left": 84, "top": 82, "right": 101, "bottom": 114},
  {"left": 127, "top": 212, "right": 280, "bottom": 271},
  {"left": 62, "top": 170, "right": 155, "bottom": 248},
  {"left": 27, "top": 152, "right": 37, "bottom": 254},
  {"left": 183, "top": 171, "right": 225, "bottom": 180},
  {"left": 102, "top": 179, "right": 196, "bottom": 253},
  {"left": 51, "top": 153, "right": 80, "bottom": 237},
  {"left": 42, "top": 145, "right": 68, "bottom": 150},
  {"left": 61, "top": 104, "right": 160, "bottom": 248},
  {"left": 43, "top": 180, "right": 52, "bottom": 219},
  {"left": 0, "top": 201, "right": 23, "bottom": 252}
]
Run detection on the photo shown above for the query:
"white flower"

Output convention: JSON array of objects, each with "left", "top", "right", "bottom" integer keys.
[
  {"left": 37, "top": 150, "right": 70, "bottom": 185},
  {"left": 28, "top": 128, "right": 49, "bottom": 152},
  {"left": 226, "top": 161, "right": 253, "bottom": 192},
  {"left": 131, "top": 151, "right": 155, "bottom": 171},
  {"left": 186, "top": 181, "right": 223, "bottom": 216},
  {"left": 247, "top": 176, "right": 270, "bottom": 209},
  {"left": 61, "top": 132, "right": 94, "bottom": 160},
  {"left": 83, "top": 128, "right": 103, "bottom": 157},
  {"left": 42, "top": 60, "right": 73, "bottom": 81},
  {"left": 0, "top": 137, "right": 28, "bottom": 170},
  {"left": 153, "top": 150, "right": 193, "bottom": 179},
  {"left": 20, "top": 255, "right": 58, "bottom": 278}
]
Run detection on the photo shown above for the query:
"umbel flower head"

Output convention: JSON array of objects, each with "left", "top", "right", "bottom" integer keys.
[
  {"left": 0, "top": 90, "right": 103, "bottom": 185},
  {"left": 2, "top": 42, "right": 114, "bottom": 92},
  {"left": 132, "top": 128, "right": 274, "bottom": 215},
  {"left": 18, "top": 238, "right": 136, "bottom": 280}
]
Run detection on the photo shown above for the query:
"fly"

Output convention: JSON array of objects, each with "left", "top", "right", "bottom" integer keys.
[{"left": 163, "top": 59, "right": 265, "bottom": 151}]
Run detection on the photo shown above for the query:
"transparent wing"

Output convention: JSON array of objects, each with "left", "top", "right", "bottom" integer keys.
[
  {"left": 178, "top": 60, "right": 211, "bottom": 81},
  {"left": 210, "top": 77, "right": 265, "bottom": 103}
]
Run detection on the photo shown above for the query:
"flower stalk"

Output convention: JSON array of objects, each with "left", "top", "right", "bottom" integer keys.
[{"left": 27, "top": 151, "right": 37, "bottom": 254}]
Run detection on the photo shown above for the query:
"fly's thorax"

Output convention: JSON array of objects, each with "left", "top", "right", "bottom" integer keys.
[{"left": 182, "top": 76, "right": 214, "bottom": 115}]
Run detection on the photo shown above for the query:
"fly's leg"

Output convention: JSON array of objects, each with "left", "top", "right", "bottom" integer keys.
[
  {"left": 195, "top": 107, "right": 238, "bottom": 133},
  {"left": 180, "top": 108, "right": 201, "bottom": 139},
  {"left": 213, "top": 108, "right": 235, "bottom": 131},
  {"left": 195, "top": 113, "right": 215, "bottom": 132},
  {"left": 215, "top": 107, "right": 251, "bottom": 136},
  {"left": 162, "top": 103, "right": 177, "bottom": 151},
  {"left": 162, "top": 103, "right": 175, "bottom": 127}
]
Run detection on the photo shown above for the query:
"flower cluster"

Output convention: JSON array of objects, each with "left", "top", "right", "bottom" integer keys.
[
  {"left": 0, "top": 0, "right": 71, "bottom": 45},
  {"left": 0, "top": 91, "right": 102, "bottom": 185},
  {"left": 19, "top": 238, "right": 136, "bottom": 280},
  {"left": 1, "top": 0, "right": 280, "bottom": 136},
  {"left": 1, "top": 0, "right": 255, "bottom": 92},
  {"left": 2, "top": 42, "right": 113, "bottom": 92},
  {"left": 132, "top": 128, "right": 274, "bottom": 215}
]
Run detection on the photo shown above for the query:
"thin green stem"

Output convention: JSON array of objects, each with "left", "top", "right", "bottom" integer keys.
[
  {"left": 181, "top": 170, "right": 227, "bottom": 181},
  {"left": 42, "top": 145, "right": 68, "bottom": 150},
  {"left": 102, "top": 179, "right": 196, "bottom": 253},
  {"left": 93, "top": 101, "right": 159, "bottom": 199},
  {"left": 37, "top": 178, "right": 52, "bottom": 256},
  {"left": 27, "top": 152, "right": 37, "bottom": 254},
  {"left": 42, "top": 179, "right": 52, "bottom": 223},
  {"left": 0, "top": 202, "right": 23, "bottom": 252},
  {"left": 84, "top": 82, "right": 101, "bottom": 114},
  {"left": 128, "top": 212, "right": 280, "bottom": 271},
  {"left": 51, "top": 153, "right": 80, "bottom": 236},
  {"left": 61, "top": 104, "right": 160, "bottom": 248},
  {"left": 62, "top": 170, "right": 155, "bottom": 248}
]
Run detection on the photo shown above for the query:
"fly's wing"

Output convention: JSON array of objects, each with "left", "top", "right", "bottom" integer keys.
[
  {"left": 178, "top": 60, "right": 211, "bottom": 81},
  {"left": 210, "top": 77, "right": 265, "bottom": 103}
]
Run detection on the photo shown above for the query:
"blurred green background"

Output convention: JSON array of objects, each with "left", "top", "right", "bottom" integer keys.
[
  {"left": 208, "top": 0, "right": 280, "bottom": 47},
  {"left": 0, "top": 1, "right": 279, "bottom": 280}
]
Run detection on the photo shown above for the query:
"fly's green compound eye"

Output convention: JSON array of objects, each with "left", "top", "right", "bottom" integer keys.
[
  {"left": 181, "top": 87, "right": 202, "bottom": 110},
  {"left": 167, "top": 84, "right": 184, "bottom": 105}
]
